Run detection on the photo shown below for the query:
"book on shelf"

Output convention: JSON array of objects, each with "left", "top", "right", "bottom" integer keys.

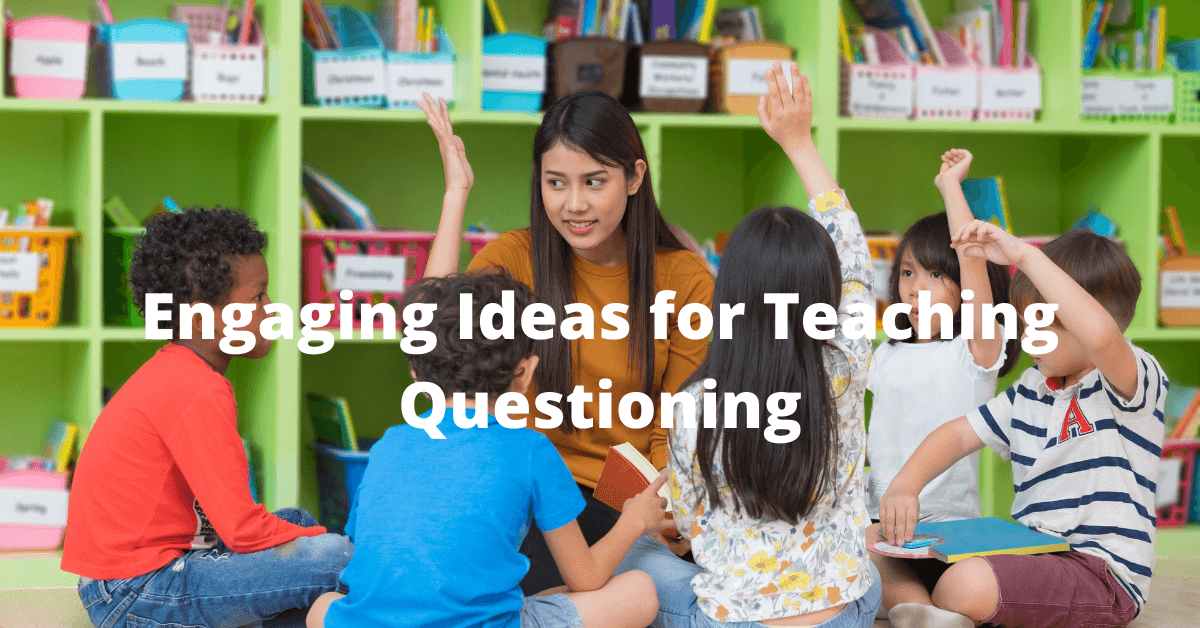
[
  {"left": 302, "top": 161, "right": 379, "bottom": 231},
  {"left": 593, "top": 442, "right": 679, "bottom": 539},
  {"left": 45, "top": 420, "right": 79, "bottom": 475}
]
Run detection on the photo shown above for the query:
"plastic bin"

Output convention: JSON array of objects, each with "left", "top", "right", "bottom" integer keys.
[
  {"left": 914, "top": 30, "right": 978, "bottom": 121},
  {"left": 839, "top": 29, "right": 915, "bottom": 120},
  {"left": 384, "top": 26, "right": 455, "bottom": 110},
  {"left": 311, "top": 440, "right": 375, "bottom": 534},
  {"left": 104, "top": 227, "right": 145, "bottom": 327},
  {"left": 709, "top": 41, "right": 795, "bottom": 115},
  {"left": 302, "top": 6, "right": 387, "bottom": 108},
  {"left": 97, "top": 19, "right": 190, "bottom": 101},
  {"left": 1158, "top": 439, "right": 1200, "bottom": 528},
  {"left": 6, "top": 16, "right": 92, "bottom": 100},
  {"left": 482, "top": 33, "right": 547, "bottom": 113},
  {"left": 547, "top": 36, "right": 629, "bottom": 105},
  {"left": 633, "top": 39, "right": 709, "bottom": 113},
  {"left": 464, "top": 232, "right": 499, "bottom": 257},
  {"left": 0, "top": 467, "right": 69, "bottom": 550},
  {"left": 172, "top": 4, "right": 265, "bottom": 103},
  {"left": 301, "top": 230, "right": 435, "bottom": 329},
  {"left": 0, "top": 228, "right": 76, "bottom": 328},
  {"left": 978, "top": 56, "right": 1043, "bottom": 122}
]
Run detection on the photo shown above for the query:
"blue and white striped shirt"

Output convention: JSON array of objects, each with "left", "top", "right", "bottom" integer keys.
[{"left": 965, "top": 344, "right": 1167, "bottom": 608}]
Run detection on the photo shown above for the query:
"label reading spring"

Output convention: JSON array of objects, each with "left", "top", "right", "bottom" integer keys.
[
  {"left": 640, "top": 55, "right": 707, "bottom": 99},
  {"left": 482, "top": 55, "right": 546, "bottom": 93},
  {"left": 9, "top": 39, "right": 88, "bottom": 80},
  {"left": 1160, "top": 271, "right": 1200, "bottom": 310},
  {"left": 0, "top": 488, "right": 69, "bottom": 526},
  {"left": 0, "top": 253, "right": 39, "bottom": 292},
  {"left": 111, "top": 42, "right": 188, "bottom": 81},
  {"left": 315, "top": 57, "right": 386, "bottom": 100},
  {"left": 335, "top": 256, "right": 408, "bottom": 293},
  {"left": 388, "top": 61, "right": 455, "bottom": 103}
]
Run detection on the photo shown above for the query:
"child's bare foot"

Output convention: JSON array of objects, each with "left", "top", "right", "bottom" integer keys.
[{"left": 887, "top": 602, "right": 973, "bottom": 628}]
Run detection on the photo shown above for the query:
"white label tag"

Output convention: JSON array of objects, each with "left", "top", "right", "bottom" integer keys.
[
  {"left": 640, "top": 55, "right": 708, "bottom": 99},
  {"left": 482, "top": 55, "right": 546, "bottom": 93},
  {"left": 112, "top": 42, "right": 188, "bottom": 81},
  {"left": 315, "top": 57, "right": 386, "bottom": 99},
  {"left": 0, "top": 253, "right": 39, "bottom": 292},
  {"left": 916, "top": 70, "right": 978, "bottom": 109},
  {"left": 388, "top": 61, "right": 455, "bottom": 103},
  {"left": 335, "top": 256, "right": 408, "bottom": 293},
  {"left": 873, "top": 260, "right": 892, "bottom": 297},
  {"left": 726, "top": 59, "right": 795, "bottom": 95},
  {"left": 1130, "top": 77, "right": 1173, "bottom": 114},
  {"left": 980, "top": 71, "right": 1042, "bottom": 109},
  {"left": 192, "top": 49, "right": 265, "bottom": 98},
  {"left": 1160, "top": 271, "right": 1200, "bottom": 309},
  {"left": 9, "top": 39, "right": 89, "bottom": 80},
  {"left": 1081, "top": 77, "right": 1120, "bottom": 115},
  {"left": 849, "top": 72, "right": 914, "bottom": 117},
  {"left": 0, "top": 488, "right": 69, "bottom": 527}
]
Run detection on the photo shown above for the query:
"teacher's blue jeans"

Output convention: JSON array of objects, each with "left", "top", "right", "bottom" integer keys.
[
  {"left": 617, "top": 536, "right": 882, "bottom": 628},
  {"left": 77, "top": 508, "right": 352, "bottom": 628}
]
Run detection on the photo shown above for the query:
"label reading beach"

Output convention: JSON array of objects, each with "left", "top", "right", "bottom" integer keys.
[
  {"left": 335, "top": 256, "right": 407, "bottom": 293},
  {"left": 916, "top": 71, "right": 978, "bottom": 109},
  {"left": 388, "top": 61, "right": 454, "bottom": 103},
  {"left": 112, "top": 42, "right": 188, "bottom": 81},
  {"left": 193, "top": 50, "right": 265, "bottom": 98},
  {"left": 0, "top": 488, "right": 69, "bottom": 526},
  {"left": 1081, "top": 77, "right": 1120, "bottom": 115},
  {"left": 640, "top": 55, "right": 707, "bottom": 99},
  {"left": 1130, "top": 77, "right": 1173, "bottom": 114},
  {"left": 980, "top": 71, "right": 1042, "bottom": 109},
  {"left": 726, "top": 59, "right": 795, "bottom": 95},
  {"left": 0, "top": 253, "right": 39, "bottom": 292},
  {"left": 482, "top": 55, "right": 546, "bottom": 93},
  {"left": 1160, "top": 271, "right": 1200, "bottom": 309},
  {"left": 315, "top": 58, "right": 385, "bottom": 99},
  {"left": 9, "top": 39, "right": 88, "bottom": 80},
  {"left": 849, "top": 72, "right": 914, "bottom": 117}
]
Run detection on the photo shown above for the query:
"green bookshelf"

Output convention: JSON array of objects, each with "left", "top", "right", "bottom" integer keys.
[{"left": 1, "top": 0, "right": 1198, "bottom": 589}]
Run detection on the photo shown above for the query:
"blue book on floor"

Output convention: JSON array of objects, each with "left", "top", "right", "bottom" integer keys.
[{"left": 913, "top": 517, "right": 1070, "bottom": 563}]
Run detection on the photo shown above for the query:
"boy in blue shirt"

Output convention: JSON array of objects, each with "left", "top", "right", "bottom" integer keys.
[{"left": 307, "top": 270, "right": 669, "bottom": 628}]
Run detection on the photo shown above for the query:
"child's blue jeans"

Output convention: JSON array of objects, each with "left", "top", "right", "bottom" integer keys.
[
  {"left": 617, "top": 536, "right": 882, "bottom": 628},
  {"left": 77, "top": 507, "right": 352, "bottom": 628}
]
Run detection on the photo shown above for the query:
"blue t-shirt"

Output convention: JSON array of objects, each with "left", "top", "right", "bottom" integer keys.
[{"left": 325, "top": 409, "right": 585, "bottom": 628}]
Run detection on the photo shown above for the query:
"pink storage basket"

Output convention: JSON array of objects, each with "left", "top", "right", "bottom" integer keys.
[
  {"left": 1158, "top": 439, "right": 1200, "bottom": 528},
  {"left": 839, "top": 28, "right": 914, "bottom": 119},
  {"left": 914, "top": 30, "right": 978, "bottom": 121},
  {"left": 0, "top": 468, "right": 69, "bottom": 550},
  {"left": 978, "top": 56, "right": 1042, "bottom": 122},
  {"left": 464, "top": 232, "right": 499, "bottom": 256},
  {"left": 7, "top": 16, "right": 92, "bottom": 100},
  {"left": 302, "top": 230, "right": 434, "bottom": 329},
  {"left": 171, "top": 5, "right": 266, "bottom": 103}
]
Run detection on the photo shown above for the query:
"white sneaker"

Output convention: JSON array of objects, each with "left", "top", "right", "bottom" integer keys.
[{"left": 887, "top": 603, "right": 973, "bottom": 628}]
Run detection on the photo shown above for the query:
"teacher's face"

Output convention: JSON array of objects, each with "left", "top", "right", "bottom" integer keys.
[{"left": 540, "top": 142, "right": 644, "bottom": 266}]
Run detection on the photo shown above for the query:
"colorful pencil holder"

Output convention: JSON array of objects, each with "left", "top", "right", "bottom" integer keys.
[
  {"left": 978, "top": 55, "right": 1043, "bottom": 122},
  {"left": 172, "top": 4, "right": 266, "bottom": 103},
  {"left": 0, "top": 228, "right": 76, "bottom": 328},
  {"left": 96, "top": 19, "right": 189, "bottom": 101},
  {"left": 708, "top": 41, "right": 795, "bottom": 115},
  {"left": 104, "top": 227, "right": 145, "bottom": 327},
  {"left": 302, "top": 6, "right": 387, "bottom": 108},
  {"left": 301, "top": 230, "right": 435, "bottom": 329},
  {"left": 914, "top": 30, "right": 978, "bottom": 121},
  {"left": 839, "top": 28, "right": 915, "bottom": 120},
  {"left": 6, "top": 16, "right": 92, "bottom": 100},
  {"left": 0, "top": 467, "right": 69, "bottom": 550},
  {"left": 1081, "top": 69, "right": 1175, "bottom": 124},
  {"left": 482, "top": 33, "right": 547, "bottom": 113},
  {"left": 383, "top": 26, "right": 455, "bottom": 110},
  {"left": 1176, "top": 71, "right": 1200, "bottom": 125}
]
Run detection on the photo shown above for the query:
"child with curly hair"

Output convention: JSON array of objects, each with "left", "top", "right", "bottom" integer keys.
[{"left": 63, "top": 207, "right": 352, "bottom": 628}]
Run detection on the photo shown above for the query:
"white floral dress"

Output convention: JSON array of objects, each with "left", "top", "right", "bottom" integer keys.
[{"left": 668, "top": 189, "right": 875, "bottom": 623}]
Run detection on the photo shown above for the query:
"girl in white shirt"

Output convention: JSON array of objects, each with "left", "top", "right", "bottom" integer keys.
[{"left": 866, "top": 151, "right": 1019, "bottom": 628}]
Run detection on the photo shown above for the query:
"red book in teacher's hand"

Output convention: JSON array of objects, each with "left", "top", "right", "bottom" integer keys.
[{"left": 593, "top": 443, "right": 680, "bottom": 540}]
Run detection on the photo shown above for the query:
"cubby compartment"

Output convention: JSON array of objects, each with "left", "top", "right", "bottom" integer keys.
[{"left": 0, "top": 342, "right": 90, "bottom": 458}]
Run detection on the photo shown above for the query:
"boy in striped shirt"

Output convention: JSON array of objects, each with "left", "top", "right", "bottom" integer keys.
[{"left": 878, "top": 224, "right": 1165, "bottom": 628}]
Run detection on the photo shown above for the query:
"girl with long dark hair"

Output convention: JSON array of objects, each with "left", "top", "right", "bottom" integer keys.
[
  {"left": 418, "top": 91, "right": 712, "bottom": 592},
  {"left": 615, "top": 64, "right": 881, "bottom": 628}
]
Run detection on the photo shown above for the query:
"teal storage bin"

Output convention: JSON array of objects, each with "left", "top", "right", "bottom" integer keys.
[
  {"left": 482, "top": 33, "right": 547, "bottom": 113},
  {"left": 97, "top": 19, "right": 189, "bottom": 101},
  {"left": 302, "top": 6, "right": 387, "bottom": 108},
  {"left": 311, "top": 440, "right": 376, "bottom": 534},
  {"left": 384, "top": 26, "right": 456, "bottom": 110}
]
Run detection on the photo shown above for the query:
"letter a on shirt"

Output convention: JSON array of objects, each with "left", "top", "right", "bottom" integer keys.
[{"left": 1059, "top": 396, "right": 1094, "bottom": 443}]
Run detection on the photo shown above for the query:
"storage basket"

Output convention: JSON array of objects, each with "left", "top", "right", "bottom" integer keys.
[
  {"left": 633, "top": 39, "right": 709, "bottom": 113},
  {"left": 0, "top": 468, "right": 69, "bottom": 550},
  {"left": 302, "top": 6, "right": 387, "bottom": 108},
  {"left": 708, "top": 41, "right": 795, "bottom": 115},
  {"left": 482, "top": 33, "right": 547, "bottom": 113},
  {"left": 0, "top": 228, "right": 76, "bottom": 328},
  {"left": 978, "top": 56, "right": 1042, "bottom": 122},
  {"left": 6, "top": 16, "right": 92, "bottom": 100},
  {"left": 301, "top": 230, "right": 435, "bottom": 329},
  {"left": 384, "top": 26, "right": 455, "bottom": 109},
  {"left": 547, "top": 36, "right": 629, "bottom": 105},
  {"left": 839, "top": 29, "right": 915, "bottom": 119},
  {"left": 914, "top": 30, "right": 978, "bottom": 121},
  {"left": 96, "top": 19, "right": 190, "bottom": 101},
  {"left": 172, "top": 4, "right": 265, "bottom": 103},
  {"left": 311, "top": 440, "right": 374, "bottom": 534},
  {"left": 104, "top": 227, "right": 145, "bottom": 327}
]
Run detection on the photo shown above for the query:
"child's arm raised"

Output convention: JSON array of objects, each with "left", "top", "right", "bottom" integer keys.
[
  {"left": 543, "top": 472, "right": 672, "bottom": 592},
  {"left": 417, "top": 93, "right": 474, "bottom": 278},
  {"left": 878, "top": 416, "right": 985, "bottom": 545},
  {"left": 951, "top": 220, "right": 1138, "bottom": 399},
  {"left": 936, "top": 150, "right": 1004, "bottom": 369},
  {"left": 757, "top": 63, "right": 833, "bottom": 201}
]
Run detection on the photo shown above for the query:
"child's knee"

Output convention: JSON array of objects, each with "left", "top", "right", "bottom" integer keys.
[
  {"left": 615, "top": 570, "right": 658, "bottom": 623},
  {"left": 931, "top": 558, "right": 998, "bottom": 621},
  {"left": 306, "top": 591, "right": 344, "bottom": 628}
]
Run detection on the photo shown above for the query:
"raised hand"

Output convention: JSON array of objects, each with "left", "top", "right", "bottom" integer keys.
[
  {"left": 935, "top": 148, "right": 973, "bottom": 190},
  {"left": 756, "top": 61, "right": 814, "bottom": 153},
  {"left": 416, "top": 92, "right": 473, "bottom": 194},
  {"left": 951, "top": 219, "right": 1028, "bottom": 267}
]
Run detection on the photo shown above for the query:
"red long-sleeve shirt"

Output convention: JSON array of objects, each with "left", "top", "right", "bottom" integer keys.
[{"left": 61, "top": 343, "right": 325, "bottom": 580}]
